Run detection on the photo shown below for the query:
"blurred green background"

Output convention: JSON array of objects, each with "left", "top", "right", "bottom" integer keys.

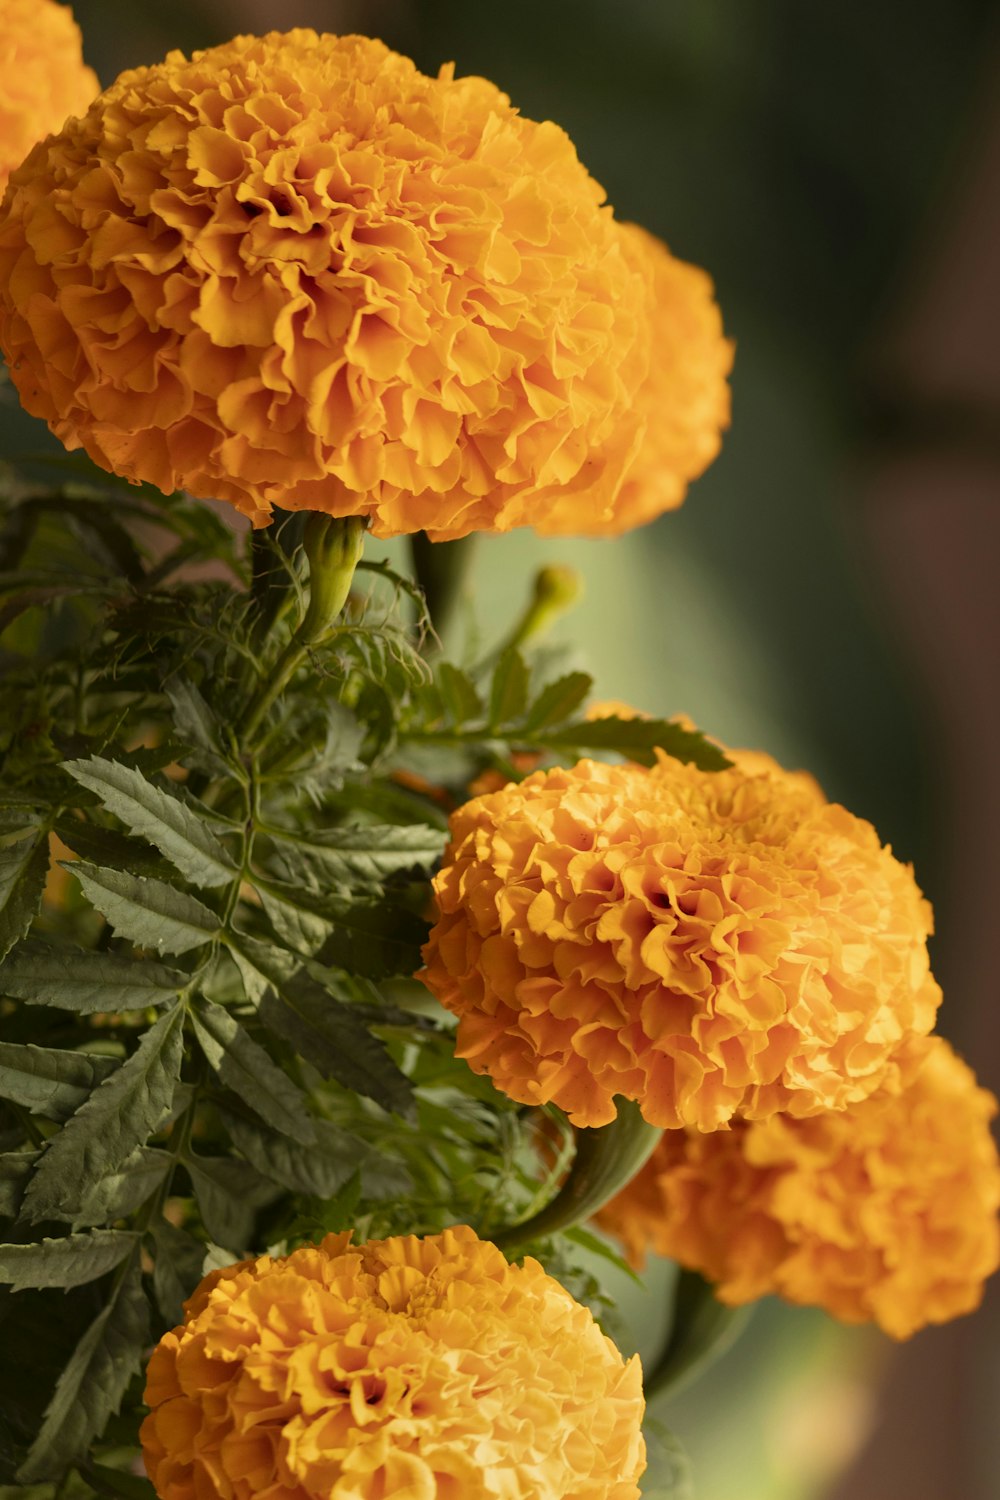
[{"left": 7, "top": 2, "right": 1000, "bottom": 1495}]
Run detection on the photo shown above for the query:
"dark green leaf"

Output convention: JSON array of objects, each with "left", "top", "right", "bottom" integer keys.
[
  {"left": 258, "top": 977, "right": 414, "bottom": 1118},
  {"left": 70, "top": 863, "right": 219, "bottom": 955},
  {"left": 21, "top": 1005, "right": 184, "bottom": 1224},
  {"left": 541, "top": 716, "right": 730, "bottom": 771},
  {"left": 436, "top": 662, "right": 483, "bottom": 727},
  {"left": 0, "top": 1230, "right": 139, "bottom": 1292},
  {"left": 265, "top": 823, "right": 446, "bottom": 889},
  {"left": 72, "top": 1148, "right": 172, "bottom": 1228},
  {"left": 522, "top": 671, "right": 593, "bottom": 732},
  {"left": 315, "top": 900, "right": 429, "bottom": 980},
  {"left": 223, "top": 1111, "right": 392, "bottom": 1201},
  {"left": 1, "top": 939, "right": 184, "bottom": 1014},
  {"left": 0, "top": 1152, "right": 39, "bottom": 1218},
  {"left": 54, "top": 818, "right": 172, "bottom": 879},
  {"left": 643, "top": 1269, "right": 752, "bottom": 1402},
  {"left": 0, "top": 833, "right": 49, "bottom": 962},
  {"left": 82, "top": 1462, "right": 157, "bottom": 1500},
  {"left": 254, "top": 879, "right": 332, "bottom": 957},
  {"left": 190, "top": 998, "right": 316, "bottom": 1145},
  {"left": 164, "top": 676, "right": 229, "bottom": 773},
  {"left": 16, "top": 1255, "right": 148, "bottom": 1482},
  {"left": 488, "top": 647, "right": 530, "bottom": 729},
  {"left": 0, "top": 1042, "right": 118, "bottom": 1121},
  {"left": 185, "top": 1154, "right": 277, "bottom": 1253},
  {"left": 62, "top": 757, "right": 236, "bottom": 888},
  {"left": 149, "top": 1220, "right": 206, "bottom": 1327}
]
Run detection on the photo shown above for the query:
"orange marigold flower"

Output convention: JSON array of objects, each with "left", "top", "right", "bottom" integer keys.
[
  {"left": 583, "top": 225, "right": 732, "bottom": 537},
  {"left": 0, "top": 29, "right": 722, "bottom": 541},
  {"left": 597, "top": 1037, "right": 1000, "bottom": 1339},
  {"left": 0, "top": 0, "right": 97, "bottom": 194},
  {"left": 419, "top": 750, "right": 940, "bottom": 1130},
  {"left": 140, "top": 1225, "right": 646, "bottom": 1500}
]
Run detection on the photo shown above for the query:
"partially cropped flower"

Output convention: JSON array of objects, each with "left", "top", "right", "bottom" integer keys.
[
  {"left": 420, "top": 750, "right": 940, "bottom": 1129},
  {"left": 0, "top": 29, "right": 722, "bottom": 542},
  {"left": 0, "top": 0, "right": 97, "bottom": 193},
  {"left": 598, "top": 1038, "right": 1000, "bottom": 1339},
  {"left": 141, "top": 1225, "right": 646, "bottom": 1500},
  {"left": 564, "top": 225, "right": 733, "bottom": 537}
]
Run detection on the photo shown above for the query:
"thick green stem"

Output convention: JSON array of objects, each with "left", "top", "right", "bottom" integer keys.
[
  {"left": 492, "top": 1098, "right": 662, "bottom": 1249},
  {"left": 643, "top": 1270, "right": 752, "bottom": 1402},
  {"left": 240, "top": 514, "right": 365, "bottom": 744},
  {"left": 410, "top": 531, "right": 477, "bottom": 640}
]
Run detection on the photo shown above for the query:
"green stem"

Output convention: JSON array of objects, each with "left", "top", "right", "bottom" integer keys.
[
  {"left": 501, "top": 564, "right": 582, "bottom": 653},
  {"left": 492, "top": 1098, "right": 662, "bottom": 1249},
  {"left": 240, "top": 514, "right": 365, "bottom": 744},
  {"left": 410, "top": 532, "right": 477, "bottom": 640}
]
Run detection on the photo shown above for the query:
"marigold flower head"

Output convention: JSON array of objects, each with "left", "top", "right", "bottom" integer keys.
[
  {"left": 0, "top": 0, "right": 97, "bottom": 193},
  {"left": 420, "top": 749, "right": 941, "bottom": 1129},
  {"left": 597, "top": 1038, "right": 1000, "bottom": 1338},
  {"left": 140, "top": 1224, "right": 646, "bottom": 1500},
  {"left": 0, "top": 29, "right": 724, "bottom": 540},
  {"left": 589, "top": 225, "right": 733, "bottom": 537}
]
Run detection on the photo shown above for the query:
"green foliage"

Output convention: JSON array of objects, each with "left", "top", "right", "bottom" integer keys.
[{"left": 0, "top": 474, "right": 743, "bottom": 1487}]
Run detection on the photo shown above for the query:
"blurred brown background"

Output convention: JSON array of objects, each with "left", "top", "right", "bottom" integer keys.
[{"left": 8, "top": 2, "right": 1000, "bottom": 1494}]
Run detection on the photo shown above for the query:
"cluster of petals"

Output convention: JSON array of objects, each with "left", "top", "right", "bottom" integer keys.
[
  {"left": 0, "top": 0, "right": 97, "bottom": 193},
  {"left": 596, "top": 1037, "right": 1000, "bottom": 1338},
  {"left": 0, "top": 28, "right": 727, "bottom": 539},
  {"left": 141, "top": 1224, "right": 646, "bottom": 1500},
  {"left": 420, "top": 749, "right": 941, "bottom": 1130}
]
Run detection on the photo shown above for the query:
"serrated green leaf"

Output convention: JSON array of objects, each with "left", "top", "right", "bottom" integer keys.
[
  {"left": 83, "top": 1462, "right": 157, "bottom": 1500},
  {"left": 72, "top": 1148, "right": 172, "bottom": 1229},
  {"left": 0, "top": 1151, "right": 39, "bottom": 1217},
  {"left": 0, "top": 833, "right": 49, "bottom": 962},
  {"left": 488, "top": 647, "right": 530, "bottom": 729},
  {"left": 314, "top": 900, "right": 429, "bottom": 981},
  {"left": 164, "top": 675, "right": 229, "bottom": 773},
  {"left": 266, "top": 823, "right": 446, "bottom": 889},
  {"left": 185, "top": 1154, "right": 277, "bottom": 1253},
  {"left": 70, "top": 863, "right": 219, "bottom": 955},
  {"left": 62, "top": 757, "right": 236, "bottom": 888},
  {"left": 644, "top": 1269, "right": 752, "bottom": 1402},
  {"left": 542, "top": 716, "right": 730, "bottom": 771},
  {"left": 521, "top": 671, "right": 593, "bottom": 732},
  {"left": 54, "top": 817, "right": 171, "bottom": 879},
  {"left": 437, "top": 662, "right": 483, "bottom": 727},
  {"left": 223, "top": 1111, "right": 396, "bottom": 1201},
  {"left": 21, "top": 1005, "right": 184, "bottom": 1224},
  {"left": 258, "top": 976, "right": 414, "bottom": 1118},
  {"left": 0, "top": 1229, "right": 139, "bottom": 1292},
  {"left": 190, "top": 998, "right": 316, "bottom": 1145},
  {"left": 254, "top": 879, "right": 332, "bottom": 957},
  {"left": 0, "top": 1042, "right": 118, "bottom": 1121},
  {"left": 149, "top": 1219, "right": 206, "bottom": 1327},
  {"left": 16, "top": 1255, "right": 148, "bottom": 1482},
  {"left": 1, "top": 939, "right": 184, "bottom": 1014}
]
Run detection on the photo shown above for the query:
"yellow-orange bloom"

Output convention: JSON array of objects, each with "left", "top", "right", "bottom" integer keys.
[
  {"left": 598, "top": 1038, "right": 1000, "bottom": 1339},
  {"left": 0, "top": 0, "right": 97, "bottom": 194},
  {"left": 420, "top": 750, "right": 940, "bottom": 1129},
  {"left": 0, "top": 29, "right": 723, "bottom": 541},
  {"left": 140, "top": 1225, "right": 646, "bottom": 1500},
  {"left": 595, "top": 225, "right": 733, "bottom": 536}
]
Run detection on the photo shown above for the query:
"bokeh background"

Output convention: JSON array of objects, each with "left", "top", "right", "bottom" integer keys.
[{"left": 7, "top": 2, "right": 1000, "bottom": 1495}]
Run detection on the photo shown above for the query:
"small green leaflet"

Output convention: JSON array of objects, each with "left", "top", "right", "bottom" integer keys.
[
  {"left": 542, "top": 715, "right": 730, "bottom": 771},
  {"left": 0, "top": 832, "right": 49, "bottom": 961},
  {"left": 62, "top": 756, "right": 237, "bottom": 888},
  {"left": 0, "top": 1151, "right": 38, "bottom": 1217},
  {"left": 72, "top": 1148, "right": 172, "bottom": 1229},
  {"left": 0, "top": 1229, "right": 139, "bottom": 1292},
  {"left": 264, "top": 822, "right": 446, "bottom": 888},
  {"left": 436, "top": 662, "right": 482, "bottom": 727},
  {"left": 489, "top": 647, "right": 530, "bottom": 729},
  {"left": 16, "top": 1255, "right": 149, "bottom": 1483},
  {"left": 164, "top": 675, "right": 229, "bottom": 775},
  {"left": 54, "top": 818, "right": 170, "bottom": 879},
  {"left": 185, "top": 1154, "right": 277, "bottom": 1253},
  {"left": 223, "top": 1111, "right": 393, "bottom": 1201},
  {"left": 70, "top": 863, "right": 219, "bottom": 955},
  {"left": 1, "top": 939, "right": 185, "bottom": 1014},
  {"left": 521, "top": 671, "right": 593, "bottom": 732},
  {"left": 258, "top": 976, "right": 415, "bottom": 1119},
  {"left": 21, "top": 1004, "right": 184, "bottom": 1224},
  {"left": 0, "top": 1042, "right": 118, "bottom": 1120},
  {"left": 641, "top": 1419, "right": 696, "bottom": 1500},
  {"left": 315, "top": 899, "right": 429, "bottom": 980},
  {"left": 148, "top": 1219, "right": 207, "bottom": 1327},
  {"left": 254, "top": 878, "right": 332, "bottom": 956},
  {"left": 190, "top": 997, "right": 317, "bottom": 1145}
]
